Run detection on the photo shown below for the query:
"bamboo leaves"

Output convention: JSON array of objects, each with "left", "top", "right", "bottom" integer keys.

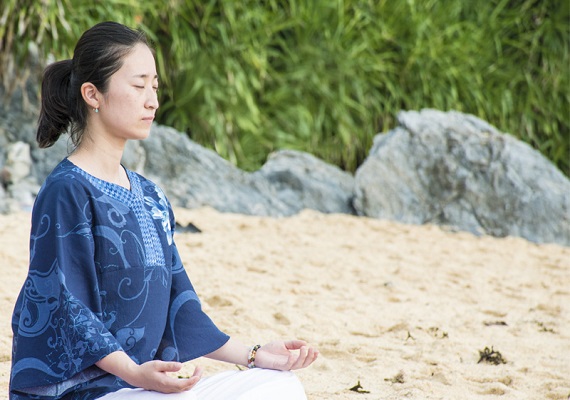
[{"left": 1, "top": 0, "right": 568, "bottom": 174}]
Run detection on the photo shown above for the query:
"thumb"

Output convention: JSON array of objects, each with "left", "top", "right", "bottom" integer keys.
[
  {"left": 191, "top": 365, "right": 204, "bottom": 378},
  {"left": 285, "top": 340, "right": 307, "bottom": 350},
  {"left": 153, "top": 361, "right": 183, "bottom": 373}
]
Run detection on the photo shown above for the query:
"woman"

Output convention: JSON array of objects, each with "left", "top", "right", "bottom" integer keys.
[{"left": 10, "top": 21, "right": 318, "bottom": 399}]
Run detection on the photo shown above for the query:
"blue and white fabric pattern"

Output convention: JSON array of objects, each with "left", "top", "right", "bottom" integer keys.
[{"left": 10, "top": 159, "right": 229, "bottom": 399}]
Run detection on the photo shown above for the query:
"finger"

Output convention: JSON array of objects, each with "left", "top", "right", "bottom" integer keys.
[
  {"left": 301, "top": 347, "right": 318, "bottom": 368},
  {"left": 176, "top": 366, "right": 203, "bottom": 391},
  {"left": 161, "top": 377, "right": 199, "bottom": 393},
  {"left": 178, "top": 376, "right": 202, "bottom": 391},
  {"left": 191, "top": 365, "right": 204, "bottom": 379},
  {"left": 289, "top": 345, "right": 309, "bottom": 370},
  {"left": 284, "top": 340, "right": 307, "bottom": 351},
  {"left": 170, "top": 365, "right": 203, "bottom": 391},
  {"left": 273, "top": 350, "right": 297, "bottom": 371},
  {"left": 154, "top": 361, "right": 183, "bottom": 373}
]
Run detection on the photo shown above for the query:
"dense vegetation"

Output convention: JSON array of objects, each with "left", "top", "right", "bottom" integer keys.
[{"left": 1, "top": 0, "right": 568, "bottom": 174}]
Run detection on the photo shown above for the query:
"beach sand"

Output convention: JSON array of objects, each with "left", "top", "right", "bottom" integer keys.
[{"left": 1, "top": 207, "right": 568, "bottom": 399}]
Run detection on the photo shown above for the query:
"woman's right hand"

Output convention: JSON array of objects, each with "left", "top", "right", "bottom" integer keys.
[
  {"left": 125, "top": 360, "right": 203, "bottom": 393},
  {"left": 97, "top": 351, "right": 202, "bottom": 393}
]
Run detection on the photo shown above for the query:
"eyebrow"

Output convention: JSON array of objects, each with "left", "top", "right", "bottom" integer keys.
[{"left": 132, "top": 74, "right": 159, "bottom": 80}]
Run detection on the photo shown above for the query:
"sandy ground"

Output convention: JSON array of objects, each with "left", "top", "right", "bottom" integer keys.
[{"left": 0, "top": 207, "right": 568, "bottom": 399}]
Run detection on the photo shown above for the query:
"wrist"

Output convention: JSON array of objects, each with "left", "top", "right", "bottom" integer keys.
[
  {"left": 96, "top": 351, "right": 139, "bottom": 384},
  {"left": 121, "top": 359, "right": 141, "bottom": 385},
  {"left": 247, "top": 344, "right": 261, "bottom": 369}
]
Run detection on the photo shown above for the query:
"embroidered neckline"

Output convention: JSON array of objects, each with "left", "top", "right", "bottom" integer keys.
[{"left": 62, "top": 158, "right": 165, "bottom": 266}]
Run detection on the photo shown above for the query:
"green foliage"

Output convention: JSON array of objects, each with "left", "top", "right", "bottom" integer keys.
[
  {"left": 2, "top": 0, "right": 568, "bottom": 174},
  {"left": 0, "top": 0, "right": 145, "bottom": 66},
  {"left": 142, "top": 1, "right": 388, "bottom": 170}
]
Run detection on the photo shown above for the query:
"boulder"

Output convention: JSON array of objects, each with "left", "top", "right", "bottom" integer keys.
[
  {"left": 354, "top": 109, "right": 570, "bottom": 246},
  {"left": 1, "top": 85, "right": 569, "bottom": 246},
  {"left": 125, "top": 125, "right": 292, "bottom": 216},
  {"left": 2, "top": 141, "right": 40, "bottom": 211},
  {"left": 122, "top": 126, "right": 355, "bottom": 217},
  {"left": 5, "top": 142, "right": 32, "bottom": 184},
  {"left": 253, "top": 150, "right": 355, "bottom": 215}
]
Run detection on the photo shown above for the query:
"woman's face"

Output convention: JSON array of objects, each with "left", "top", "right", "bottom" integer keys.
[{"left": 97, "top": 43, "right": 159, "bottom": 142}]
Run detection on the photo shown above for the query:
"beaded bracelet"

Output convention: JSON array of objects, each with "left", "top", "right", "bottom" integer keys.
[{"left": 247, "top": 344, "right": 261, "bottom": 369}]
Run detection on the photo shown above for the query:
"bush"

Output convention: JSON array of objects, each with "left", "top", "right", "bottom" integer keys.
[{"left": 2, "top": 0, "right": 568, "bottom": 174}]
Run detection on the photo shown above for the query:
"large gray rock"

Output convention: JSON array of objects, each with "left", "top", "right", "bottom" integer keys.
[
  {"left": 354, "top": 109, "right": 570, "bottom": 246},
  {"left": 122, "top": 126, "right": 355, "bottom": 217},
  {"left": 30, "top": 136, "right": 70, "bottom": 183},
  {"left": 253, "top": 150, "right": 355, "bottom": 215},
  {"left": 2, "top": 85, "right": 569, "bottom": 247},
  {"left": 5, "top": 142, "right": 32, "bottom": 183},
  {"left": 2, "top": 141, "right": 40, "bottom": 211},
  {"left": 0, "top": 117, "right": 355, "bottom": 217},
  {"left": 124, "top": 125, "right": 291, "bottom": 216}
]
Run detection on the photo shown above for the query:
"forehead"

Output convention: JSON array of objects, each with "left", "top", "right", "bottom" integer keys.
[{"left": 117, "top": 43, "right": 157, "bottom": 79}]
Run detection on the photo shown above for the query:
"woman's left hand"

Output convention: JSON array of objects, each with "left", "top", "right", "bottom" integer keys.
[{"left": 254, "top": 340, "right": 319, "bottom": 371}]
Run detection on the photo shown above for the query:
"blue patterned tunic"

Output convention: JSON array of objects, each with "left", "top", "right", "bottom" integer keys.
[{"left": 10, "top": 159, "right": 230, "bottom": 399}]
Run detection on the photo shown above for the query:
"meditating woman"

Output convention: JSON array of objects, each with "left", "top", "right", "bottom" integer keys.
[{"left": 10, "top": 21, "right": 318, "bottom": 399}]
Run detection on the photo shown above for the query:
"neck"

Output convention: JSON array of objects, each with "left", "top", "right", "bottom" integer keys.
[{"left": 68, "top": 131, "right": 130, "bottom": 189}]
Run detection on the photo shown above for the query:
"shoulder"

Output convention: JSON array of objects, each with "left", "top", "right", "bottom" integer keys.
[
  {"left": 130, "top": 170, "right": 161, "bottom": 191},
  {"left": 40, "top": 160, "right": 87, "bottom": 193},
  {"left": 34, "top": 159, "right": 93, "bottom": 211},
  {"left": 130, "top": 170, "right": 171, "bottom": 205}
]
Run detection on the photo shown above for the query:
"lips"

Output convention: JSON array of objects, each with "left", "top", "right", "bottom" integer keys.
[{"left": 142, "top": 116, "right": 155, "bottom": 122}]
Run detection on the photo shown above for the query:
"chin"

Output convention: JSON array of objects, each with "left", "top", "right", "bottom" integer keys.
[{"left": 130, "top": 130, "right": 152, "bottom": 141}]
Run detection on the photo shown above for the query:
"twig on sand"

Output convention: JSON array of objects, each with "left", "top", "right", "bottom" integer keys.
[{"left": 349, "top": 380, "right": 370, "bottom": 393}]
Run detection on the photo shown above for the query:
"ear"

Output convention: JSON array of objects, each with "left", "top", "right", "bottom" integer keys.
[{"left": 80, "top": 82, "right": 101, "bottom": 110}]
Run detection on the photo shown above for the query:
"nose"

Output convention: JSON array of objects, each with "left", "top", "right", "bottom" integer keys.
[{"left": 145, "top": 89, "right": 159, "bottom": 110}]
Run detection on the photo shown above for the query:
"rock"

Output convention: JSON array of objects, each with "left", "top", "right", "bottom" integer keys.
[
  {"left": 354, "top": 109, "right": 570, "bottom": 246},
  {"left": 123, "top": 125, "right": 354, "bottom": 216},
  {"left": 129, "top": 128, "right": 356, "bottom": 216},
  {"left": 4, "top": 142, "right": 32, "bottom": 184},
  {"left": 125, "top": 125, "right": 292, "bottom": 216},
  {"left": 6, "top": 178, "right": 40, "bottom": 212},
  {"left": 2, "top": 82, "right": 569, "bottom": 246},
  {"left": 0, "top": 184, "right": 7, "bottom": 214},
  {"left": 1, "top": 141, "right": 40, "bottom": 212},
  {"left": 30, "top": 136, "right": 70, "bottom": 183},
  {"left": 253, "top": 150, "right": 355, "bottom": 215}
]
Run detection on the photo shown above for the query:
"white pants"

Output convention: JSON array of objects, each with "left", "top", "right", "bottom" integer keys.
[{"left": 99, "top": 369, "right": 307, "bottom": 400}]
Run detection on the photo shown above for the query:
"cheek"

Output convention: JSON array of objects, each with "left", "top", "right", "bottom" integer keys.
[
  {"left": 106, "top": 92, "right": 137, "bottom": 111},
  {"left": 105, "top": 82, "right": 135, "bottom": 102}
]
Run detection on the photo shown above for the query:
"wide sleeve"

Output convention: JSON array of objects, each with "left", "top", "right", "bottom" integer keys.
[
  {"left": 10, "top": 179, "right": 122, "bottom": 395},
  {"left": 156, "top": 206, "right": 230, "bottom": 362}
]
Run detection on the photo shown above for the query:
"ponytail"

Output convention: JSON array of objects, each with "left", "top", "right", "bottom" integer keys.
[{"left": 36, "top": 60, "right": 73, "bottom": 148}]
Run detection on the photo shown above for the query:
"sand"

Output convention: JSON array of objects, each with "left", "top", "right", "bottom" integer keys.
[{"left": 0, "top": 207, "right": 568, "bottom": 399}]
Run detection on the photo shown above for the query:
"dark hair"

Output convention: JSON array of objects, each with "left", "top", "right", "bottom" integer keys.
[{"left": 37, "top": 21, "right": 150, "bottom": 148}]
